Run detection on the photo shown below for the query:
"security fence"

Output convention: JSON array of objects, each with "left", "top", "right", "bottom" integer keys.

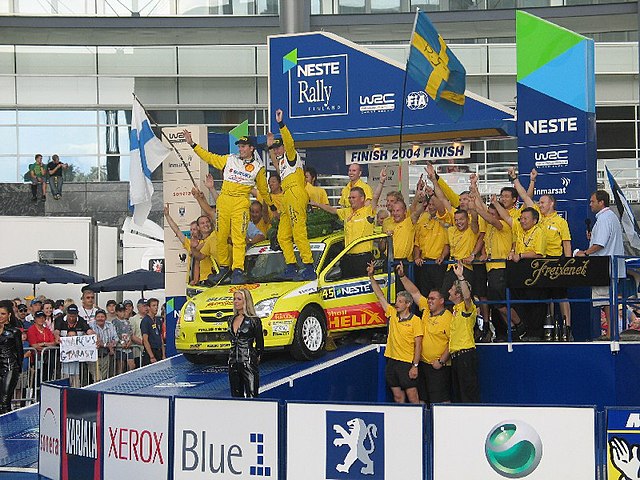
[{"left": 12, "top": 345, "right": 144, "bottom": 410}]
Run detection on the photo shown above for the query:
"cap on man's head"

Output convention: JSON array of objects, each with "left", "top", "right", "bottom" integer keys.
[
  {"left": 24, "top": 295, "right": 35, "bottom": 302},
  {"left": 17, "top": 304, "right": 27, "bottom": 312},
  {"left": 123, "top": 299, "right": 133, "bottom": 306},
  {"left": 95, "top": 309, "right": 107, "bottom": 317},
  {"left": 31, "top": 299, "right": 42, "bottom": 306},
  {"left": 115, "top": 302, "right": 125, "bottom": 311},
  {"left": 234, "top": 136, "right": 255, "bottom": 147},
  {"left": 34, "top": 311, "right": 45, "bottom": 318},
  {"left": 106, "top": 300, "right": 117, "bottom": 307},
  {"left": 67, "top": 304, "right": 79, "bottom": 314},
  {"left": 268, "top": 138, "right": 283, "bottom": 150},
  {"left": 137, "top": 298, "right": 147, "bottom": 306}
]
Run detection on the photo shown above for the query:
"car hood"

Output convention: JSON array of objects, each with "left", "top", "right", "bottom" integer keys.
[{"left": 193, "top": 280, "right": 317, "bottom": 309}]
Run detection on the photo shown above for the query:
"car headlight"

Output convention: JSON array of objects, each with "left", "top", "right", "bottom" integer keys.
[
  {"left": 183, "top": 301, "right": 196, "bottom": 322},
  {"left": 254, "top": 298, "right": 277, "bottom": 319}
]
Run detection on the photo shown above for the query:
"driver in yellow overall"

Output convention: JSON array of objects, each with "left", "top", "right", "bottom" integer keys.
[
  {"left": 183, "top": 130, "right": 273, "bottom": 285},
  {"left": 267, "top": 108, "right": 315, "bottom": 280}
]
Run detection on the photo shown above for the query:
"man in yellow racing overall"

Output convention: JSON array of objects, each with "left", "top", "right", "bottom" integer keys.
[
  {"left": 267, "top": 108, "right": 315, "bottom": 280},
  {"left": 183, "top": 129, "right": 273, "bottom": 284}
]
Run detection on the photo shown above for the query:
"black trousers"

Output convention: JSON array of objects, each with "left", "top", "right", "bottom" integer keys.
[
  {"left": 0, "top": 367, "right": 20, "bottom": 414},
  {"left": 228, "top": 361, "right": 259, "bottom": 398},
  {"left": 451, "top": 349, "right": 480, "bottom": 403}
]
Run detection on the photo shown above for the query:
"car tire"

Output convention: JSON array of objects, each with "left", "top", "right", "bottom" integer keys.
[{"left": 290, "top": 306, "right": 327, "bottom": 361}]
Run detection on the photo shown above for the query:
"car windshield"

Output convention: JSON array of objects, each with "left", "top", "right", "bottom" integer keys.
[{"left": 245, "top": 244, "right": 325, "bottom": 282}]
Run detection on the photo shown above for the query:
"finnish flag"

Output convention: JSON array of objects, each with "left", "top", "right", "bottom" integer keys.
[{"left": 129, "top": 98, "right": 171, "bottom": 226}]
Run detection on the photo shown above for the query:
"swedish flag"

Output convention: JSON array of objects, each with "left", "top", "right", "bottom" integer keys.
[{"left": 407, "top": 11, "right": 466, "bottom": 121}]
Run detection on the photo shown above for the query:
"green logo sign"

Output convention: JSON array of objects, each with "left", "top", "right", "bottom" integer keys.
[{"left": 485, "top": 420, "right": 543, "bottom": 478}]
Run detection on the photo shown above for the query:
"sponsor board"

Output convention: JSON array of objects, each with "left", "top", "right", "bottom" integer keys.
[
  {"left": 39, "top": 384, "right": 62, "bottom": 480},
  {"left": 61, "top": 389, "right": 102, "bottom": 480},
  {"left": 606, "top": 409, "right": 640, "bottom": 480},
  {"left": 174, "top": 397, "right": 278, "bottom": 479},
  {"left": 162, "top": 125, "right": 209, "bottom": 181},
  {"left": 287, "top": 402, "right": 423, "bottom": 479},
  {"left": 103, "top": 393, "right": 170, "bottom": 479},
  {"left": 288, "top": 53, "right": 349, "bottom": 118},
  {"left": 432, "top": 405, "right": 595, "bottom": 479},
  {"left": 346, "top": 143, "right": 470, "bottom": 165}
]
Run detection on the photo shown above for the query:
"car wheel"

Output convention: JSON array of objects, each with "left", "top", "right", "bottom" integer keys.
[{"left": 290, "top": 306, "right": 327, "bottom": 361}]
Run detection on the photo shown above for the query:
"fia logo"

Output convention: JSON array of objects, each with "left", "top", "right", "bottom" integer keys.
[
  {"left": 406, "top": 91, "right": 429, "bottom": 110},
  {"left": 326, "top": 411, "right": 384, "bottom": 479}
]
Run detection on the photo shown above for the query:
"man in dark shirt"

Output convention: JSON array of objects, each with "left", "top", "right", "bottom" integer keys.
[
  {"left": 53, "top": 304, "right": 95, "bottom": 387},
  {"left": 47, "top": 154, "right": 68, "bottom": 200},
  {"left": 140, "top": 298, "right": 165, "bottom": 366}
]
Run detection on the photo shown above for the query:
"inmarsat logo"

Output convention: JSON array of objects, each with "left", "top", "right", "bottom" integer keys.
[
  {"left": 485, "top": 420, "right": 543, "bottom": 478},
  {"left": 534, "top": 177, "right": 571, "bottom": 196},
  {"left": 284, "top": 48, "right": 348, "bottom": 118},
  {"left": 326, "top": 411, "right": 384, "bottom": 479}
]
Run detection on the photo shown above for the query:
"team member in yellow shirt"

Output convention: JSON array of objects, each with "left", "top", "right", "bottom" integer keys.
[
  {"left": 312, "top": 170, "right": 385, "bottom": 279},
  {"left": 267, "top": 108, "right": 315, "bottom": 280},
  {"left": 183, "top": 129, "right": 273, "bottom": 285},
  {"left": 304, "top": 166, "right": 329, "bottom": 206},
  {"left": 396, "top": 263, "right": 452, "bottom": 405},
  {"left": 414, "top": 194, "right": 451, "bottom": 295},
  {"left": 448, "top": 261, "right": 480, "bottom": 403},
  {"left": 475, "top": 195, "right": 526, "bottom": 341},
  {"left": 368, "top": 261, "right": 423, "bottom": 404},
  {"left": 339, "top": 163, "right": 373, "bottom": 207},
  {"left": 164, "top": 206, "right": 201, "bottom": 285}
]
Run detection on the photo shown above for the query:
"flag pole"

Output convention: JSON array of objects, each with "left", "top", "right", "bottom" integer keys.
[
  {"left": 132, "top": 93, "right": 197, "bottom": 188},
  {"left": 398, "top": 9, "right": 421, "bottom": 194}
]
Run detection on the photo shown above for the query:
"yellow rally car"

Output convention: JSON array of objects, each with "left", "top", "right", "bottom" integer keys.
[{"left": 175, "top": 231, "right": 395, "bottom": 362}]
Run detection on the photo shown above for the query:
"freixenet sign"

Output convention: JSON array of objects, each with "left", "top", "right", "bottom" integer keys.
[{"left": 506, "top": 257, "right": 609, "bottom": 289}]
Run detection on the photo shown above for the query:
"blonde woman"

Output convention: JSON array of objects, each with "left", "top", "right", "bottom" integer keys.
[{"left": 228, "top": 288, "right": 264, "bottom": 398}]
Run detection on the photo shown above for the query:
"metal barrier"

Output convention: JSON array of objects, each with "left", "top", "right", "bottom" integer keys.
[{"left": 14, "top": 344, "right": 145, "bottom": 407}]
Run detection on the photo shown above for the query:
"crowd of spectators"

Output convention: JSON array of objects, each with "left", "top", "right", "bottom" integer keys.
[{"left": 4, "top": 288, "right": 167, "bottom": 408}]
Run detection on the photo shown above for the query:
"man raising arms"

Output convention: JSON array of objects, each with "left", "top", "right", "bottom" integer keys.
[
  {"left": 183, "top": 129, "right": 273, "bottom": 284},
  {"left": 267, "top": 108, "right": 315, "bottom": 280}
]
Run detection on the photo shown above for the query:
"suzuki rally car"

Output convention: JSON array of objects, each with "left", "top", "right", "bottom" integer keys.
[{"left": 175, "top": 232, "right": 394, "bottom": 362}]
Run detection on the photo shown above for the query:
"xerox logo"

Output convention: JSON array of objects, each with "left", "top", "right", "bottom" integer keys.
[
  {"left": 359, "top": 93, "right": 395, "bottom": 113},
  {"left": 287, "top": 53, "right": 348, "bottom": 118},
  {"left": 107, "top": 427, "right": 164, "bottom": 464}
]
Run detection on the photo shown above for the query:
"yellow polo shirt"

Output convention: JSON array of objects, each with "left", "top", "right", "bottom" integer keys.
[
  {"left": 513, "top": 223, "right": 546, "bottom": 256},
  {"left": 384, "top": 304, "right": 423, "bottom": 363},
  {"left": 389, "top": 216, "right": 415, "bottom": 260},
  {"left": 305, "top": 183, "right": 329, "bottom": 205},
  {"left": 339, "top": 178, "right": 373, "bottom": 208},
  {"left": 415, "top": 210, "right": 451, "bottom": 260},
  {"left": 194, "top": 232, "right": 217, "bottom": 281},
  {"left": 541, "top": 212, "right": 571, "bottom": 256},
  {"left": 449, "top": 301, "right": 477, "bottom": 353},
  {"left": 382, "top": 215, "right": 394, "bottom": 234},
  {"left": 446, "top": 226, "right": 477, "bottom": 270},
  {"left": 485, "top": 220, "right": 512, "bottom": 271},
  {"left": 337, "top": 205, "right": 375, "bottom": 254},
  {"left": 418, "top": 297, "right": 452, "bottom": 363},
  {"left": 255, "top": 218, "right": 269, "bottom": 236}
]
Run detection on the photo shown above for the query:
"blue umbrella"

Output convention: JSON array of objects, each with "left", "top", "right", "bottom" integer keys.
[
  {"left": 0, "top": 261, "right": 95, "bottom": 296},
  {"left": 85, "top": 269, "right": 164, "bottom": 295}
]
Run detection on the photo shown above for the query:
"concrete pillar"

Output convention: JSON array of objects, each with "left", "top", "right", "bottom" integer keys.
[{"left": 279, "top": 0, "right": 310, "bottom": 34}]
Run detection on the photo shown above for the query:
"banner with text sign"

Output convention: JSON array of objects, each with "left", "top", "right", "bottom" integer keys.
[
  {"left": 506, "top": 256, "right": 609, "bottom": 289},
  {"left": 345, "top": 142, "right": 470, "bottom": 165},
  {"left": 269, "top": 32, "right": 515, "bottom": 148},
  {"left": 59, "top": 335, "right": 97, "bottom": 363}
]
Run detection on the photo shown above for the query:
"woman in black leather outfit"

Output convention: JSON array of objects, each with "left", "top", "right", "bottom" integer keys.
[
  {"left": 0, "top": 302, "right": 23, "bottom": 414},
  {"left": 228, "top": 288, "right": 264, "bottom": 398}
]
